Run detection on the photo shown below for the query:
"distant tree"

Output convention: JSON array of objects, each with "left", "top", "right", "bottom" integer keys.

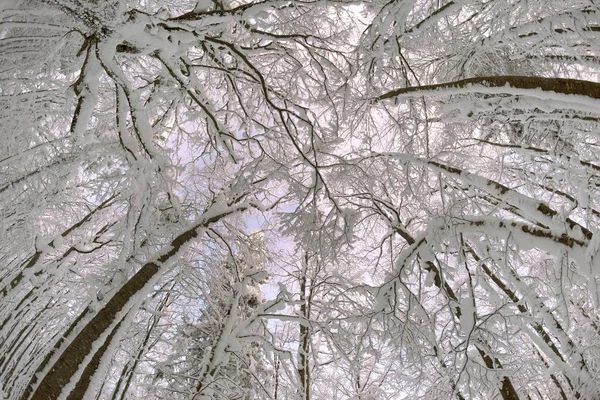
[{"left": 154, "top": 233, "right": 273, "bottom": 399}]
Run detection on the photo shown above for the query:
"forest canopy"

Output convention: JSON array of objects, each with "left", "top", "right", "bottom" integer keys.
[{"left": 1, "top": 0, "right": 600, "bottom": 399}]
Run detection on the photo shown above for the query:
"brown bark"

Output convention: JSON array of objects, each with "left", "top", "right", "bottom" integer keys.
[
  {"left": 20, "top": 306, "right": 92, "bottom": 400},
  {"left": 28, "top": 262, "right": 160, "bottom": 400},
  {"left": 25, "top": 203, "right": 248, "bottom": 400},
  {"left": 0, "top": 193, "right": 117, "bottom": 300},
  {"left": 476, "top": 345, "right": 520, "bottom": 400},
  {"left": 465, "top": 243, "right": 582, "bottom": 398},
  {"left": 66, "top": 318, "right": 125, "bottom": 400},
  {"left": 376, "top": 75, "right": 600, "bottom": 102},
  {"left": 298, "top": 260, "right": 310, "bottom": 400},
  {"left": 391, "top": 224, "right": 520, "bottom": 400}
]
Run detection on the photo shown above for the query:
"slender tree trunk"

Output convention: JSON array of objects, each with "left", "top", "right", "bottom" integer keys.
[
  {"left": 392, "top": 225, "right": 520, "bottom": 400},
  {"left": 18, "top": 303, "right": 91, "bottom": 399},
  {"left": 193, "top": 286, "right": 242, "bottom": 398},
  {"left": 0, "top": 194, "right": 116, "bottom": 300},
  {"left": 475, "top": 344, "right": 520, "bottom": 400},
  {"left": 274, "top": 355, "right": 280, "bottom": 400},
  {"left": 297, "top": 253, "right": 310, "bottom": 400},
  {"left": 464, "top": 241, "right": 581, "bottom": 398}
]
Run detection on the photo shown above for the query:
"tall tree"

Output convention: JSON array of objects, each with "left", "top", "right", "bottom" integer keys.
[
  {"left": 2, "top": 0, "right": 600, "bottom": 399},
  {"left": 351, "top": 0, "right": 600, "bottom": 397}
]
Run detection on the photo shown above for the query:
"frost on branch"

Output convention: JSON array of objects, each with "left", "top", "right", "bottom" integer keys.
[{"left": 2, "top": 0, "right": 600, "bottom": 399}]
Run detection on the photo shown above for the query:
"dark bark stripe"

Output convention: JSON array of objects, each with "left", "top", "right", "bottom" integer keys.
[
  {"left": 377, "top": 75, "right": 600, "bottom": 102},
  {"left": 26, "top": 204, "right": 244, "bottom": 400},
  {"left": 29, "top": 262, "right": 160, "bottom": 400}
]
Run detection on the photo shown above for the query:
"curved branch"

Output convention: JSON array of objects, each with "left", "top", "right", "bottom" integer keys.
[{"left": 376, "top": 75, "right": 600, "bottom": 103}]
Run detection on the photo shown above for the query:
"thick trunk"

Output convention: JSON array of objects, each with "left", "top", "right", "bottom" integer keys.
[
  {"left": 28, "top": 262, "right": 160, "bottom": 400},
  {"left": 25, "top": 202, "right": 248, "bottom": 400}
]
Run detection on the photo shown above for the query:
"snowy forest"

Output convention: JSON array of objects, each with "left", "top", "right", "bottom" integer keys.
[{"left": 2, "top": 0, "right": 600, "bottom": 399}]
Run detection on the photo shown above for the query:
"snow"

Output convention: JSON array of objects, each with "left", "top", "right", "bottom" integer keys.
[
  {"left": 193, "top": 0, "right": 213, "bottom": 13},
  {"left": 3, "top": 0, "right": 600, "bottom": 399},
  {"left": 459, "top": 296, "right": 475, "bottom": 334}
]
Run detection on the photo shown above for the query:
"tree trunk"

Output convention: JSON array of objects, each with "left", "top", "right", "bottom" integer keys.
[
  {"left": 25, "top": 203, "right": 249, "bottom": 400},
  {"left": 297, "top": 253, "right": 310, "bottom": 400},
  {"left": 392, "top": 224, "right": 521, "bottom": 400},
  {"left": 377, "top": 75, "right": 600, "bottom": 102}
]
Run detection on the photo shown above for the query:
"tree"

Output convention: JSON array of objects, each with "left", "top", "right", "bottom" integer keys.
[
  {"left": 2, "top": 0, "right": 600, "bottom": 399},
  {"left": 154, "top": 233, "right": 273, "bottom": 399},
  {"left": 352, "top": 0, "right": 600, "bottom": 397}
]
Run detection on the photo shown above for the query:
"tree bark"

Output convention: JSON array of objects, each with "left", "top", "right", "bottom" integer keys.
[
  {"left": 298, "top": 266, "right": 310, "bottom": 400},
  {"left": 377, "top": 75, "right": 600, "bottom": 102},
  {"left": 25, "top": 202, "right": 249, "bottom": 400},
  {"left": 391, "top": 224, "right": 521, "bottom": 400}
]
